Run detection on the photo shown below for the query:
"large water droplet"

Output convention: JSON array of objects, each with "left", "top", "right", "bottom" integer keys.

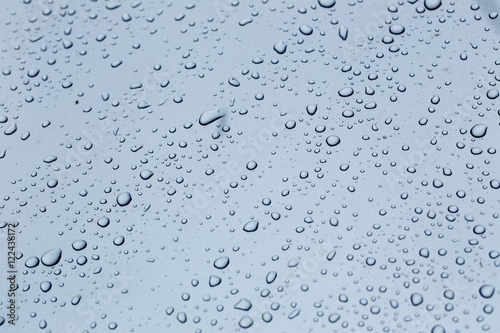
[
  {"left": 25, "top": 256, "right": 40, "bottom": 268},
  {"left": 299, "top": 25, "right": 313, "bottom": 35},
  {"left": 43, "top": 155, "right": 57, "bottom": 163},
  {"left": 243, "top": 220, "right": 259, "bottom": 232},
  {"left": 389, "top": 24, "right": 405, "bottom": 35},
  {"left": 4, "top": 122, "right": 17, "bottom": 135},
  {"left": 72, "top": 240, "right": 87, "bottom": 251},
  {"left": 246, "top": 160, "right": 257, "bottom": 170},
  {"left": 41, "top": 248, "right": 62, "bottom": 266},
  {"left": 213, "top": 256, "right": 230, "bottom": 269},
  {"left": 40, "top": 281, "right": 52, "bottom": 292},
  {"left": 273, "top": 41, "right": 287, "bottom": 54},
  {"left": 209, "top": 275, "right": 222, "bottom": 287},
  {"left": 238, "top": 315, "right": 254, "bottom": 328},
  {"left": 479, "top": 285, "right": 495, "bottom": 298},
  {"left": 306, "top": 104, "right": 317, "bottom": 115},
  {"left": 339, "top": 26, "right": 348, "bottom": 40},
  {"left": 228, "top": 77, "right": 240, "bottom": 87},
  {"left": 470, "top": 124, "right": 487, "bottom": 138},
  {"left": 318, "top": 0, "right": 336, "bottom": 8},
  {"left": 199, "top": 109, "right": 225, "bottom": 126},
  {"left": 97, "top": 217, "right": 110, "bottom": 228},
  {"left": 140, "top": 170, "right": 154, "bottom": 180},
  {"left": 116, "top": 192, "right": 132, "bottom": 206},
  {"left": 326, "top": 135, "right": 341, "bottom": 147},
  {"left": 234, "top": 298, "right": 252, "bottom": 311},
  {"left": 424, "top": 0, "right": 442, "bottom": 10},
  {"left": 486, "top": 89, "right": 499, "bottom": 99},
  {"left": 410, "top": 293, "right": 424, "bottom": 306}
]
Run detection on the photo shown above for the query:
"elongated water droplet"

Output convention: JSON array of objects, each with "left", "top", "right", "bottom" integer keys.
[
  {"left": 339, "top": 26, "right": 348, "bottom": 40},
  {"left": 213, "top": 256, "right": 230, "bottom": 269},
  {"left": 199, "top": 109, "right": 225, "bottom": 126},
  {"left": 41, "top": 248, "right": 62, "bottom": 266},
  {"left": 243, "top": 220, "right": 259, "bottom": 232},
  {"left": 338, "top": 87, "right": 354, "bottom": 97}
]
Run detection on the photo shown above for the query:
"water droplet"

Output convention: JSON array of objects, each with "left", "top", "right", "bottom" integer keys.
[
  {"left": 339, "top": 26, "right": 348, "bottom": 40},
  {"left": 326, "top": 135, "right": 341, "bottom": 147},
  {"left": 424, "top": 0, "right": 442, "bottom": 10},
  {"left": 213, "top": 256, "right": 230, "bottom": 269},
  {"left": 199, "top": 109, "right": 226, "bottom": 126},
  {"left": 328, "top": 313, "right": 341, "bottom": 323},
  {"left": 470, "top": 124, "right": 487, "bottom": 138},
  {"left": 273, "top": 41, "right": 287, "bottom": 54},
  {"left": 285, "top": 120, "right": 296, "bottom": 129},
  {"left": 486, "top": 89, "right": 499, "bottom": 99},
  {"left": 116, "top": 192, "right": 132, "bottom": 206},
  {"left": 177, "top": 312, "right": 187, "bottom": 323},
  {"left": 113, "top": 235, "right": 125, "bottom": 246},
  {"left": 40, "top": 281, "right": 52, "bottom": 292},
  {"left": 266, "top": 271, "right": 277, "bottom": 284},
  {"left": 318, "top": 0, "right": 336, "bottom": 8},
  {"left": 246, "top": 160, "right": 257, "bottom": 170},
  {"left": 243, "top": 220, "right": 259, "bottom": 232},
  {"left": 4, "top": 122, "right": 17, "bottom": 135},
  {"left": 71, "top": 295, "right": 82, "bottom": 305},
  {"left": 41, "top": 248, "right": 62, "bottom": 266},
  {"left": 479, "top": 285, "right": 495, "bottom": 298},
  {"left": 338, "top": 87, "right": 354, "bottom": 97},
  {"left": 47, "top": 179, "right": 58, "bottom": 188},
  {"left": 140, "top": 170, "right": 154, "bottom": 180},
  {"left": 43, "top": 155, "right": 57, "bottom": 163},
  {"left": 431, "top": 325, "right": 446, "bottom": 333},
  {"left": 228, "top": 77, "right": 240, "bottom": 87},
  {"left": 25, "top": 256, "right": 40, "bottom": 268},
  {"left": 97, "top": 217, "right": 110, "bottom": 228},
  {"left": 411, "top": 293, "right": 424, "bottom": 306},
  {"left": 389, "top": 24, "right": 405, "bottom": 35},
  {"left": 234, "top": 298, "right": 252, "bottom": 311},
  {"left": 72, "top": 240, "right": 87, "bottom": 251},
  {"left": 306, "top": 104, "right": 317, "bottom": 115},
  {"left": 299, "top": 25, "right": 313, "bottom": 35},
  {"left": 238, "top": 315, "right": 253, "bottom": 328},
  {"left": 209, "top": 275, "right": 222, "bottom": 287}
]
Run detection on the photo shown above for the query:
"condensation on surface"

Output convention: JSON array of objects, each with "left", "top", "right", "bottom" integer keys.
[{"left": 0, "top": 0, "right": 499, "bottom": 332}]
